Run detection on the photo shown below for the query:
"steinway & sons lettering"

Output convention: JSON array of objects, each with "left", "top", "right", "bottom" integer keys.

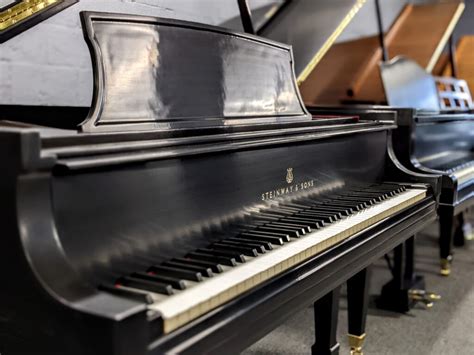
[{"left": 261, "top": 180, "right": 314, "bottom": 201}]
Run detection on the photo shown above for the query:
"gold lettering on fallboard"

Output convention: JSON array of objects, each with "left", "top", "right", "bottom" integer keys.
[
  {"left": 286, "top": 168, "right": 293, "bottom": 184},
  {"left": 261, "top": 168, "right": 314, "bottom": 201}
]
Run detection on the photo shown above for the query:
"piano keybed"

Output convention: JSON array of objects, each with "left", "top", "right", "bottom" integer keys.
[{"left": 102, "top": 183, "right": 427, "bottom": 333}]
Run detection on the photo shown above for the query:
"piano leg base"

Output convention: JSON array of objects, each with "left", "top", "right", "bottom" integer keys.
[
  {"left": 348, "top": 333, "right": 365, "bottom": 355},
  {"left": 311, "top": 343, "right": 340, "bottom": 355},
  {"left": 453, "top": 212, "right": 472, "bottom": 247},
  {"left": 376, "top": 274, "right": 426, "bottom": 312},
  {"left": 440, "top": 257, "right": 452, "bottom": 276}
]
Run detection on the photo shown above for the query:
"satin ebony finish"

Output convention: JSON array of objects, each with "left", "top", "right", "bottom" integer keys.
[
  {"left": 54, "top": 130, "right": 387, "bottom": 285},
  {"left": 0, "top": 14, "right": 439, "bottom": 355},
  {"left": 80, "top": 12, "right": 309, "bottom": 133}
]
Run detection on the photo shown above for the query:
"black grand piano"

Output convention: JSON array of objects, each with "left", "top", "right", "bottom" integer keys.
[
  {"left": 310, "top": 56, "right": 474, "bottom": 278},
  {"left": 0, "top": 12, "right": 439, "bottom": 355},
  {"left": 380, "top": 57, "right": 474, "bottom": 277}
]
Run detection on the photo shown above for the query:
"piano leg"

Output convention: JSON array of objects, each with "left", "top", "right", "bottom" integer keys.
[
  {"left": 439, "top": 210, "right": 454, "bottom": 276},
  {"left": 377, "top": 236, "right": 438, "bottom": 311},
  {"left": 453, "top": 213, "right": 466, "bottom": 247},
  {"left": 347, "top": 268, "right": 370, "bottom": 355},
  {"left": 312, "top": 286, "right": 341, "bottom": 355}
]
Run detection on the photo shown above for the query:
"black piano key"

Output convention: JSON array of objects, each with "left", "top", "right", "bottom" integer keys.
[
  {"left": 257, "top": 211, "right": 284, "bottom": 218},
  {"left": 271, "top": 206, "right": 300, "bottom": 214},
  {"left": 343, "top": 190, "right": 384, "bottom": 198},
  {"left": 331, "top": 196, "right": 369, "bottom": 207},
  {"left": 354, "top": 186, "right": 393, "bottom": 194},
  {"left": 277, "top": 204, "right": 301, "bottom": 212},
  {"left": 306, "top": 201, "right": 350, "bottom": 212},
  {"left": 297, "top": 207, "right": 342, "bottom": 218},
  {"left": 252, "top": 214, "right": 280, "bottom": 222},
  {"left": 343, "top": 191, "right": 386, "bottom": 201},
  {"left": 186, "top": 251, "right": 237, "bottom": 267},
  {"left": 132, "top": 271, "right": 186, "bottom": 290},
  {"left": 243, "top": 229, "right": 291, "bottom": 242},
  {"left": 320, "top": 201, "right": 359, "bottom": 212},
  {"left": 376, "top": 183, "right": 406, "bottom": 192},
  {"left": 238, "top": 233, "right": 284, "bottom": 246},
  {"left": 99, "top": 284, "right": 154, "bottom": 304},
  {"left": 149, "top": 265, "right": 203, "bottom": 282},
  {"left": 257, "top": 225, "right": 299, "bottom": 238},
  {"left": 367, "top": 184, "right": 404, "bottom": 195},
  {"left": 162, "top": 260, "right": 214, "bottom": 278},
  {"left": 296, "top": 202, "right": 347, "bottom": 216},
  {"left": 118, "top": 276, "right": 174, "bottom": 295},
  {"left": 332, "top": 196, "right": 372, "bottom": 207},
  {"left": 219, "top": 239, "right": 266, "bottom": 254},
  {"left": 322, "top": 196, "right": 358, "bottom": 208},
  {"left": 211, "top": 242, "right": 258, "bottom": 257},
  {"left": 340, "top": 194, "right": 380, "bottom": 204},
  {"left": 257, "top": 210, "right": 288, "bottom": 219},
  {"left": 227, "top": 237, "right": 273, "bottom": 251},
  {"left": 331, "top": 200, "right": 366, "bottom": 210},
  {"left": 306, "top": 207, "right": 345, "bottom": 219},
  {"left": 280, "top": 201, "right": 311, "bottom": 210},
  {"left": 296, "top": 211, "right": 336, "bottom": 223},
  {"left": 272, "top": 220, "right": 311, "bottom": 233},
  {"left": 251, "top": 228, "right": 292, "bottom": 241},
  {"left": 229, "top": 223, "right": 264, "bottom": 234},
  {"left": 280, "top": 216, "right": 323, "bottom": 229},
  {"left": 172, "top": 257, "right": 224, "bottom": 273},
  {"left": 197, "top": 248, "right": 246, "bottom": 263},
  {"left": 266, "top": 222, "right": 308, "bottom": 236}
]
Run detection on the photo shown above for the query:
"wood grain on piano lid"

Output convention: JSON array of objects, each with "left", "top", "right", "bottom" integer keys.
[{"left": 300, "top": 1, "right": 465, "bottom": 105}]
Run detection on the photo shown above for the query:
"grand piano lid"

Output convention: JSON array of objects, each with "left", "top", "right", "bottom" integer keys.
[
  {"left": 257, "top": 0, "right": 366, "bottom": 85},
  {"left": 79, "top": 11, "right": 311, "bottom": 133}
]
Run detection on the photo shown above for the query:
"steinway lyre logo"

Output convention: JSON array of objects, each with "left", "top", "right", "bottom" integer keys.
[
  {"left": 286, "top": 168, "right": 294, "bottom": 184},
  {"left": 0, "top": 0, "right": 77, "bottom": 43}
]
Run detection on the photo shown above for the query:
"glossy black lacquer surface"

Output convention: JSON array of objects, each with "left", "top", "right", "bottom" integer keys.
[
  {"left": 80, "top": 12, "right": 309, "bottom": 133},
  {"left": 308, "top": 105, "right": 474, "bottom": 204},
  {"left": 0, "top": 13, "right": 439, "bottom": 355}
]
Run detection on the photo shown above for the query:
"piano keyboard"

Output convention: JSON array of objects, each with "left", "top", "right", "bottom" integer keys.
[
  {"left": 104, "top": 184, "right": 427, "bottom": 333},
  {"left": 448, "top": 162, "right": 474, "bottom": 186}
]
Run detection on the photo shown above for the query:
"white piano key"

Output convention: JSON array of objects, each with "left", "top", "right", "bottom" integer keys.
[{"left": 451, "top": 164, "right": 474, "bottom": 186}]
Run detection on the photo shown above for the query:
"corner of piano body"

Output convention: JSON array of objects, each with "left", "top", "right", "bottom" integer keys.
[{"left": 0, "top": 127, "right": 151, "bottom": 354}]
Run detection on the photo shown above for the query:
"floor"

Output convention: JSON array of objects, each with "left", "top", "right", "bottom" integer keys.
[{"left": 243, "top": 222, "right": 474, "bottom": 355}]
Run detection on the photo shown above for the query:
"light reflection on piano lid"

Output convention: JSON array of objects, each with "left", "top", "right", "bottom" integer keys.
[{"left": 79, "top": 11, "right": 311, "bottom": 133}]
